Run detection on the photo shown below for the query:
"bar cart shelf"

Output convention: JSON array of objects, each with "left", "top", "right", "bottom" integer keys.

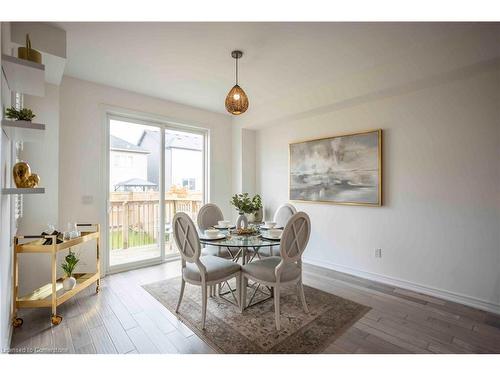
[{"left": 11, "top": 224, "right": 100, "bottom": 327}]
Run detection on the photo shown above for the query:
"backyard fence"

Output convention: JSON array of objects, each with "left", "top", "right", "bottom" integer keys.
[{"left": 109, "top": 191, "right": 202, "bottom": 253}]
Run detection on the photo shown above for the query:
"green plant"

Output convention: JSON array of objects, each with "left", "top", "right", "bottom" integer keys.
[
  {"left": 5, "top": 106, "right": 36, "bottom": 121},
  {"left": 61, "top": 250, "right": 79, "bottom": 277},
  {"left": 230, "top": 193, "right": 262, "bottom": 214}
]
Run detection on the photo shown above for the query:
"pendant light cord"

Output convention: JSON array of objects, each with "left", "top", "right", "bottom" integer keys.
[{"left": 235, "top": 56, "right": 239, "bottom": 85}]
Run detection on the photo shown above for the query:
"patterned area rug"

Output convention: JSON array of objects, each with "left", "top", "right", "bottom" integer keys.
[{"left": 143, "top": 277, "right": 370, "bottom": 354}]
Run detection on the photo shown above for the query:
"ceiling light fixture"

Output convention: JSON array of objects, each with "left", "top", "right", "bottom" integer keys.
[{"left": 225, "top": 50, "right": 249, "bottom": 115}]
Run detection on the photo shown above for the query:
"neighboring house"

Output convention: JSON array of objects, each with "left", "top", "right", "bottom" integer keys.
[
  {"left": 113, "top": 178, "right": 158, "bottom": 192},
  {"left": 109, "top": 135, "right": 153, "bottom": 191},
  {"left": 138, "top": 130, "right": 203, "bottom": 192}
]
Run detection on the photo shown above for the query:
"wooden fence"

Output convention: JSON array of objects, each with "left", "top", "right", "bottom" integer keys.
[{"left": 109, "top": 191, "right": 202, "bottom": 250}]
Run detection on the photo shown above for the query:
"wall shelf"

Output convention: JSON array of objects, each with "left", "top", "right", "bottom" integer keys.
[
  {"left": 1, "top": 54, "right": 45, "bottom": 97},
  {"left": 1, "top": 119, "right": 45, "bottom": 130},
  {"left": 1, "top": 119, "right": 46, "bottom": 142},
  {"left": 2, "top": 187, "right": 45, "bottom": 195}
]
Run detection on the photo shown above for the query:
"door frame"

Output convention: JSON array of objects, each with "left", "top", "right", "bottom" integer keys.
[{"left": 100, "top": 105, "right": 210, "bottom": 275}]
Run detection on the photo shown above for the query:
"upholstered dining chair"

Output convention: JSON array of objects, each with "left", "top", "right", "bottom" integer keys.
[
  {"left": 273, "top": 203, "right": 297, "bottom": 228},
  {"left": 173, "top": 212, "right": 241, "bottom": 329},
  {"left": 241, "top": 211, "right": 311, "bottom": 330},
  {"left": 260, "top": 203, "right": 298, "bottom": 257},
  {"left": 197, "top": 203, "right": 233, "bottom": 259}
]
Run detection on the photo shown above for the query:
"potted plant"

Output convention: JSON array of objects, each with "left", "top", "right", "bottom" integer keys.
[
  {"left": 230, "top": 193, "right": 262, "bottom": 228},
  {"left": 61, "top": 250, "right": 80, "bottom": 291},
  {"left": 5, "top": 106, "right": 36, "bottom": 122}
]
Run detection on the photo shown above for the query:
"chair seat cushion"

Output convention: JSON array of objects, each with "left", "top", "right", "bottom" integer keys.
[
  {"left": 201, "top": 245, "right": 234, "bottom": 259},
  {"left": 257, "top": 245, "right": 281, "bottom": 258},
  {"left": 242, "top": 256, "right": 300, "bottom": 283},
  {"left": 183, "top": 256, "right": 240, "bottom": 282}
]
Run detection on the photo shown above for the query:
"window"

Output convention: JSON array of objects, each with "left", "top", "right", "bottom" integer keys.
[{"left": 181, "top": 178, "right": 196, "bottom": 191}]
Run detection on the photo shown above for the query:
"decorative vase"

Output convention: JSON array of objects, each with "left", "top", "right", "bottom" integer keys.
[
  {"left": 62, "top": 276, "right": 76, "bottom": 291},
  {"left": 236, "top": 213, "right": 248, "bottom": 229},
  {"left": 247, "top": 212, "right": 255, "bottom": 223}
]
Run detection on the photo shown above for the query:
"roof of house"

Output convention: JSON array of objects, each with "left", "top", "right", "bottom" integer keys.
[
  {"left": 138, "top": 130, "right": 202, "bottom": 151},
  {"left": 114, "top": 178, "right": 158, "bottom": 187},
  {"left": 110, "top": 135, "right": 150, "bottom": 153}
]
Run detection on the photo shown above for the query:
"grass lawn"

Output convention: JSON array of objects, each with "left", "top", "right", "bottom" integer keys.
[{"left": 110, "top": 230, "right": 157, "bottom": 250}]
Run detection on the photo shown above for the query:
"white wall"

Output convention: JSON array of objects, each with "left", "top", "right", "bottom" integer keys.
[
  {"left": 0, "top": 22, "right": 14, "bottom": 351},
  {"left": 17, "top": 83, "right": 60, "bottom": 296},
  {"left": 253, "top": 66, "right": 500, "bottom": 312},
  {"left": 58, "top": 76, "right": 233, "bottom": 272}
]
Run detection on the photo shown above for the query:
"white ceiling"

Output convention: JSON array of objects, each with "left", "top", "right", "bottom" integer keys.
[{"left": 53, "top": 22, "right": 500, "bottom": 125}]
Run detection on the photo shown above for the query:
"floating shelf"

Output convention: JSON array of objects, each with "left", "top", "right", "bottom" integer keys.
[
  {"left": 1, "top": 119, "right": 46, "bottom": 142},
  {"left": 1, "top": 54, "right": 45, "bottom": 96},
  {"left": 2, "top": 187, "right": 45, "bottom": 195},
  {"left": 1, "top": 119, "right": 45, "bottom": 130}
]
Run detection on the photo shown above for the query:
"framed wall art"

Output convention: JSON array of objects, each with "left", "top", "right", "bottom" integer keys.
[{"left": 289, "top": 129, "right": 382, "bottom": 206}]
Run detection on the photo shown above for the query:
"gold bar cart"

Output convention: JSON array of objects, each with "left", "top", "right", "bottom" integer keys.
[{"left": 11, "top": 224, "right": 100, "bottom": 327}]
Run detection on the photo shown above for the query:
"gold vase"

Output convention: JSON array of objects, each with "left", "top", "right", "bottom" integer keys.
[{"left": 17, "top": 34, "right": 42, "bottom": 64}]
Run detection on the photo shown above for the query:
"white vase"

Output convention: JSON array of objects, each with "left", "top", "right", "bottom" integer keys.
[
  {"left": 236, "top": 213, "right": 248, "bottom": 229},
  {"left": 63, "top": 276, "right": 76, "bottom": 291}
]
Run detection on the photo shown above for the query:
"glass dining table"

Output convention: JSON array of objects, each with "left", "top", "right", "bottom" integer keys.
[
  {"left": 198, "top": 228, "right": 280, "bottom": 264},
  {"left": 198, "top": 227, "right": 281, "bottom": 307}
]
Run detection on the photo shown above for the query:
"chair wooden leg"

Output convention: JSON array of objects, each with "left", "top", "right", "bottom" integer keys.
[
  {"left": 240, "top": 275, "right": 247, "bottom": 313},
  {"left": 274, "top": 286, "right": 281, "bottom": 330},
  {"left": 235, "top": 273, "right": 242, "bottom": 309},
  {"left": 175, "top": 278, "right": 186, "bottom": 313},
  {"left": 201, "top": 284, "right": 208, "bottom": 330},
  {"left": 297, "top": 280, "right": 309, "bottom": 313}
]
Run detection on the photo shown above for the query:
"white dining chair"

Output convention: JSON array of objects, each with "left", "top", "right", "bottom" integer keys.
[
  {"left": 273, "top": 203, "right": 297, "bottom": 228},
  {"left": 241, "top": 211, "right": 311, "bottom": 330},
  {"left": 197, "top": 203, "right": 232, "bottom": 258},
  {"left": 173, "top": 212, "right": 241, "bottom": 329},
  {"left": 260, "top": 203, "right": 298, "bottom": 257},
  {"left": 197, "top": 203, "right": 224, "bottom": 230}
]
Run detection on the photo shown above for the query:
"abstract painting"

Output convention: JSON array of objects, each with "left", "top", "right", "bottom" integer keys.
[{"left": 289, "top": 129, "right": 382, "bottom": 206}]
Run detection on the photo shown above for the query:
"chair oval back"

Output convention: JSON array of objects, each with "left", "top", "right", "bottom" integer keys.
[
  {"left": 273, "top": 203, "right": 297, "bottom": 228},
  {"left": 197, "top": 203, "right": 224, "bottom": 230},
  {"left": 173, "top": 212, "right": 201, "bottom": 262},
  {"left": 279, "top": 212, "right": 311, "bottom": 262}
]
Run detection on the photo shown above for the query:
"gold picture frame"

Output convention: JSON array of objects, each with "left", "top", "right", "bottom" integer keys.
[{"left": 289, "top": 129, "right": 382, "bottom": 206}]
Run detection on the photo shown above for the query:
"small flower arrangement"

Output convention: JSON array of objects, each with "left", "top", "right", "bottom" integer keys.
[
  {"left": 5, "top": 106, "right": 36, "bottom": 122},
  {"left": 230, "top": 193, "right": 262, "bottom": 214}
]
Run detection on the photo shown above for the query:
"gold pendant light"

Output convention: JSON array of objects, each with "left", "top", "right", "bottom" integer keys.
[{"left": 225, "top": 50, "right": 249, "bottom": 115}]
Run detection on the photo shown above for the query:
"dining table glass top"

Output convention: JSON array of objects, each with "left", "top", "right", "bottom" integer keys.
[{"left": 198, "top": 228, "right": 280, "bottom": 248}]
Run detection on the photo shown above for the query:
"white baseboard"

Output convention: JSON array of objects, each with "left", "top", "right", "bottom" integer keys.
[{"left": 303, "top": 257, "right": 500, "bottom": 315}]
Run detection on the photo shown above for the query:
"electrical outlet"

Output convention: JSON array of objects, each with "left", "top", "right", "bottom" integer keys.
[{"left": 375, "top": 248, "right": 382, "bottom": 258}]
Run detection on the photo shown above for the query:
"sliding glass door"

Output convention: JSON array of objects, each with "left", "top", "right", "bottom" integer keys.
[{"left": 107, "top": 115, "right": 206, "bottom": 271}]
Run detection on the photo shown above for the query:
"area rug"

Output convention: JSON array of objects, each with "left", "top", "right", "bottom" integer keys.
[{"left": 143, "top": 277, "right": 369, "bottom": 354}]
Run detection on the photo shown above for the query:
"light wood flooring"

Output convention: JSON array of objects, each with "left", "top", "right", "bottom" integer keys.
[{"left": 9, "top": 261, "right": 500, "bottom": 354}]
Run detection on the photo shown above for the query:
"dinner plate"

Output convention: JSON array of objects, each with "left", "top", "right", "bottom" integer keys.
[
  {"left": 260, "top": 233, "right": 282, "bottom": 241},
  {"left": 260, "top": 226, "right": 283, "bottom": 230},
  {"left": 213, "top": 225, "right": 236, "bottom": 230},
  {"left": 199, "top": 233, "right": 226, "bottom": 241}
]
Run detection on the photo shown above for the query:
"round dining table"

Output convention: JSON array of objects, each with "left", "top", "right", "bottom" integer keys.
[
  {"left": 198, "top": 227, "right": 281, "bottom": 307},
  {"left": 198, "top": 229, "right": 280, "bottom": 264}
]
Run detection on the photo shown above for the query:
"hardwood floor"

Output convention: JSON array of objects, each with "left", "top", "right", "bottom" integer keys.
[{"left": 9, "top": 261, "right": 500, "bottom": 354}]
